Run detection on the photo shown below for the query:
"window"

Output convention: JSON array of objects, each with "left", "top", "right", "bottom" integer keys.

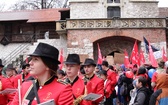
[
  {"left": 107, "top": 0, "right": 120, "bottom": 3},
  {"left": 107, "top": 7, "right": 121, "bottom": 18},
  {"left": 114, "top": 0, "right": 120, "bottom": 3}
]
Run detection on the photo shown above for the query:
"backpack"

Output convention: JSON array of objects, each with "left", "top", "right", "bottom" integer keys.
[{"left": 120, "top": 82, "right": 128, "bottom": 96}]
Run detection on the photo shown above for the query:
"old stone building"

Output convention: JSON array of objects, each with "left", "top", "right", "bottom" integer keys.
[{"left": 56, "top": 0, "right": 168, "bottom": 64}]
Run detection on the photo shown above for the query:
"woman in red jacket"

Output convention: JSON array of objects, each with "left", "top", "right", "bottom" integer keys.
[
  {"left": 11, "top": 42, "right": 73, "bottom": 105},
  {"left": 99, "top": 69, "right": 112, "bottom": 105}
]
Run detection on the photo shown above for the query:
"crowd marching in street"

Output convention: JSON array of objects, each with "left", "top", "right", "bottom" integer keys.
[{"left": 0, "top": 42, "right": 168, "bottom": 105}]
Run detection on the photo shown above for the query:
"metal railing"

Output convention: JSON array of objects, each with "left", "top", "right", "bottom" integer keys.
[{"left": 1, "top": 34, "right": 35, "bottom": 66}]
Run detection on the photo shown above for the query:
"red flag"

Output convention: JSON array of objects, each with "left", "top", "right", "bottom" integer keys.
[
  {"left": 97, "top": 43, "right": 103, "bottom": 64},
  {"left": 124, "top": 49, "right": 130, "bottom": 68},
  {"left": 139, "top": 49, "right": 145, "bottom": 65},
  {"left": 149, "top": 42, "right": 158, "bottom": 67},
  {"left": 59, "top": 48, "right": 64, "bottom": 70},
  {"left": 130, "top": 40, "right": 140, "bottom": 66},
  {"left": 162, "top": 47, "right": 167, "bottom": 62}
]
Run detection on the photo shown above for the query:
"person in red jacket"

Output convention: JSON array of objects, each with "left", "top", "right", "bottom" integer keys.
[
  {"left": 102, "top": 61, "right": 117, "bottom": 101},
  {"left": 0, "top": 77, "right": 15, "bottom": 105},
  {"left": 64, "top": 54, "right": 92, "bottom": 105},
  {"left": 13, "top": 63, "right": 32, "bottom": 88},
  {"left": 0, "top": 59, "right": 15, "bottom": 105},
  {"left": 99, "top": 69, "right": 112, "bottom": 105},
  {"left": 11, "top": 42, "right": 73, "bottom": 105},
  {"left": 83, "top": 58, "right": 104, "bottom": 105}
]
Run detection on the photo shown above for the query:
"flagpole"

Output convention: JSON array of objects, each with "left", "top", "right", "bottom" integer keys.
[{"left": 18, "top": 79, "right": 21, "bottom": 105}]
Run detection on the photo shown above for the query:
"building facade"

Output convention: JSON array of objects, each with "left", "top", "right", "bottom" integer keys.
[
  {"left": 0, "top": 0, "right": 167, "bottom": 65},
  {"left": 56, "top": 0, "right": 167, "bottom": 64}
]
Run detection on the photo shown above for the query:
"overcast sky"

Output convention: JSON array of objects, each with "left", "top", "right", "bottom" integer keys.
[{"left": 1, "top": 0, "right": 168, "bottom": 11}]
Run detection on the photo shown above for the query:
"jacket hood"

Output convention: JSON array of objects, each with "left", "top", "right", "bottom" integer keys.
[
  {"left": 137, "top": 87, "right": 151, "bottom": 96},
  {"left": 156, "top": 73, "right": 168, "bottom": 89}
]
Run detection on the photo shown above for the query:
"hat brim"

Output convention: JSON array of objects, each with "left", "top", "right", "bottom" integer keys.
[
  {"left": 29, "top": 53, "right": 61, "bottom": 64},
  {"left": 64, "top": 61, "right": 82, "bottom": 65},
  {"left": 82, "top": 63, "right": 96, "bottom": 67},
  {"left": 6, "top": 68, "right": 15, "bottom": 71}
]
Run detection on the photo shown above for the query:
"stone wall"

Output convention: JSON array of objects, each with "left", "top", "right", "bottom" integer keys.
[
  {"left": 159, "top": 7, "right": 168, "bottom": 18},
  {"left": 122, "top": 0, "right": 159, "bottom": 18},
  {"left": 70, "top": 1, "right": 105, "bottom": 19},
  {"left": 70, "top": 0, "right": 159, "bottom": 19}
]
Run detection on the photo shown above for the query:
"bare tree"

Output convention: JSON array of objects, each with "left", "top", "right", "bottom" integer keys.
[
  {"left": 0, "top": 3, "right": 5, "bottom": 11},
  {"left": 9, "top": 0, "right": 69, "bottom": 11}
]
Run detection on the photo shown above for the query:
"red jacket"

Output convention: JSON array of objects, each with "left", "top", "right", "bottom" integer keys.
[
  {"left": 89, "top": 74, "right": 104, "bottom": 104},
  {"left": 107, "top": 69, "right": 117, "bottom": 92},
  {"left": 11, "top": 76, "right": 73, "bottom": 105},
  {"left": 104, "top": 79, "right": 112, "bottom": 98},
  {"left": 68, "top": 76, "right": 92, "bottom": 105},
  {"left": 0, "top": 76, "right": 15, "bottom": 105},
  {"left": 13, "top": 73, "right": 32, "bottom": 88}
]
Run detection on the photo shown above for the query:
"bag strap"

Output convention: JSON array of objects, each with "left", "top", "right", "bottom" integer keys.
[{"left": 32, "top": 80, "right": 40, "bottom": 104}]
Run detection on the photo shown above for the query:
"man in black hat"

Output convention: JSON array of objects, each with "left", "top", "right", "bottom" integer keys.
[
  {"left": 83, "top": 58, "right": 104, "bottom": 105},
  {"left": 64, "top": 54, "right": 92, "bottom": 105}
]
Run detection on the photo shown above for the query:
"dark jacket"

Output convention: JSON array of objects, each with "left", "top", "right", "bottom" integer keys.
[
  {"left": 133, "top": 87, "right": 150, "bottom": 105},
  {"left": 118, "top": 73, "right": 133, "bottom": 91}
]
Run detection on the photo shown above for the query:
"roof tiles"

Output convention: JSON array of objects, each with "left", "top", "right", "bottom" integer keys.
[{"left": 0, "top": 8, "right": 69, "bottom": 22}]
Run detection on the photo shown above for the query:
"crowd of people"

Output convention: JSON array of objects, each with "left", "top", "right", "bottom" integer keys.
[{"left": 0, "top": 42, "right": 168, "bottom": 105}]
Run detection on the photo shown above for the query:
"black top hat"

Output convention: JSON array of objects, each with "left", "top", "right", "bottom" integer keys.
[
  {"left": 64, "top": 54, "right": 81, "bottom": 65},
  {"left": 29, "top": 43, "right": 60, "bottom": 64},
  {"left": 82, "top": 58, "right": 96, "bottom": 67},
  {"left": 0, "top": 59, "right": 4, "bottom": 67}
]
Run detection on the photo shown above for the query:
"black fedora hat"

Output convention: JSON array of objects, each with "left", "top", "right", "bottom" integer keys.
[
  {"left": 82, "top": 58, "right": 96, "bottom": 67},
  {"left": 64, "top": 54, "right": 81, "bottom": 65},
  {"left": 29, "top": 43, "right": 60, "bottom": 64},
  {"left": 0, "top": 59, "right": 4, "bottom": 67}
]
